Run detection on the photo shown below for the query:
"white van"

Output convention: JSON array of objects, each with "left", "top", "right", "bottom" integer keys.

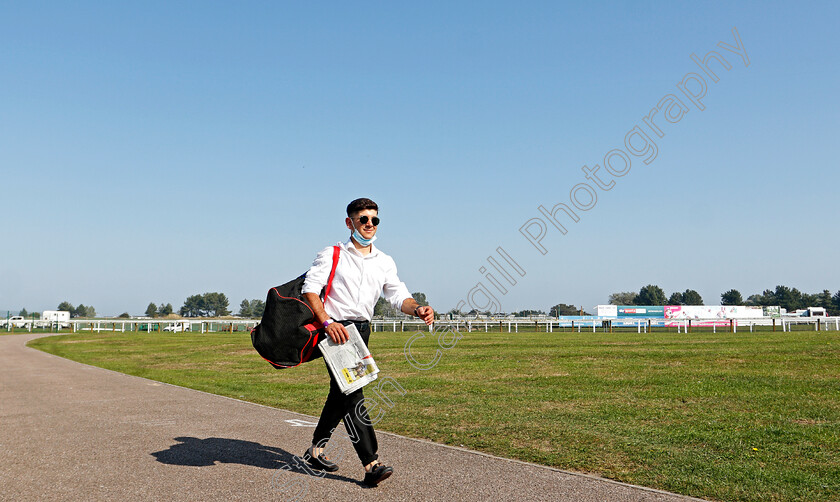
[
  {"left": 804, "top": 307, "right": 827, "bottom": 317},
  {"left": 8, "top": 316, "right": 30, "bottom": 328},
  {"left": 163, "top": 321, "right": 191, "bottom": 333},
  {"left": 39, "top": 310, "right": 71, "bottom": 328}
]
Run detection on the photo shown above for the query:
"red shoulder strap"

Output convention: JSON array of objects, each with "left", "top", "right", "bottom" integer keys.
[{"left": 323, "top": 245, "right": 340, "bottom": 299}]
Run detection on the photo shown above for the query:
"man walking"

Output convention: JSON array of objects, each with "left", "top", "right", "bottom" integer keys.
[{"left": 301, "top": 197, "right": 435, "bottom": 487}]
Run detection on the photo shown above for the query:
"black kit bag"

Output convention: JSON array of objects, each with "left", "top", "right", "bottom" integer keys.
[{"left": 251, "top": 246, "right": 340, "bottom": 369}]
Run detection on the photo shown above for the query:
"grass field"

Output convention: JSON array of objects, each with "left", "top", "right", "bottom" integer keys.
[{"left": 28, "top": 328, "right": 840, "bottom": 502}]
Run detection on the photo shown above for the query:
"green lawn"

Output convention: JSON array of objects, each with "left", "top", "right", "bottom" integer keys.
[{"left": 29, "top": 328, "right": 840, "bottom": 502}]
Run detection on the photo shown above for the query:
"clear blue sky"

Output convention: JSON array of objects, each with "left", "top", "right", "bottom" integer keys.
[{"left": 2, "top": 1, "right": 838, "bottom": 316}]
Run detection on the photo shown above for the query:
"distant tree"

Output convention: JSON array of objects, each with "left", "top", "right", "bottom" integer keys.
[
  {"left": 158, "top": 303, "right": 173, "bottom": 316},
  {"left": 514, "top": 309, "right": 546, "bottom": 317},
  {"left": 720, "top": 289, "right": 743, "bottom": 306},
  {"left": 411, "top": 292, "right": 429, "bottom": 307},
  {"left": 374, "top": 297, "right": 398, "bottom": 317},
  {"left": 73, "top": 304, "right": 95, "bottom": 318},
  {"left": 445, "top": 308, "right": 462, "bottom": 318},
  {"left": 748, "top": 285, "right": 808, "bottom": 312},
  {"left": 73, "top": 304, "right": 86, "bottom": 318},
  {"left": 20, "top": 307, "right": 29, "bottom": 317},
  {"left": 667, "top": 292, "right": 683, "bottom": 305},
  {"left": 637, "top": 285, "right": 666, "bottom": 306},
  {"left": 773, "top": 285, "right": 804, "bottom": 312},
  {"left": 251, "top": 299, "right": 265, "bottom": 318},
  {"left": 745, "top": 293, "right": 768, "bottom": 306},
  {"left": 801, "top": 292, "right": 820, "bottom": 308},
  {"left": 746, "top": 288, "right": 776, "bottom": 306},
  {"left": 609, "top": 291, "right": 638, "bottom": 305},
  {"left": 682, "top": 289, "right": 703, "bottom": 305},
  {"left": 180, "top": 292, "right": 229, "bottom": 317},
  {"left": 816, "top": 290, "right": 835, "bottom": 315},
  {"left": 833, "top": 290, "right": 840, "bottom": 316},
  {"left": 180, "top": 294, "right": 205, "bottom": 317},
  {"left": 145, "top": 303, "right": 158, "bottom": 318},
  {"left": 550, "top": 304, "right": 584, "bottom": 316},
  {"left": 237, "top": 299, "right": 265, "bottom": 318},
  {"left": 203, "top": 292, "right": 230, "bottom": 317},
  {"left": 791, "top": 288, "right": 806, "bottom": 311},
  {"left": 118, "top": 312, "right": 131, "bottom": 318},
  {"left": 239, "top": 299, "right": 252, "bottom": 318},
  {"left": 58, "top": 301, "right": 74, "bottom": 312}
]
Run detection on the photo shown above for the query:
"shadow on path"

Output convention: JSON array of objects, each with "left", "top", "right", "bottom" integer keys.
[{"left": 151, "top": 437, "right": 362, "bottom": 485}]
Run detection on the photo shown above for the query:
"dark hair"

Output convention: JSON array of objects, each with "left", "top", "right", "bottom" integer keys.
[{"left": 346, "top": 198, "right": 378, "bottom": 217}]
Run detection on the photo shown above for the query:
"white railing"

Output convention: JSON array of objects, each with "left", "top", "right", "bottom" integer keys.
[
  {"left": 2, "top": 318, "right": 259, "bottom": 333},
  {"left": 373, "top": 317, "right": 840, "bottom": 333},
  {"left": 6, "top": 316, "right": 839, "bottom": 334}
]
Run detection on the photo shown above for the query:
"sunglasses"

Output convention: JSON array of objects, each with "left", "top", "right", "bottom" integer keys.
[{"left": 355, "top": 215, "right": 380, "bottom": 226}]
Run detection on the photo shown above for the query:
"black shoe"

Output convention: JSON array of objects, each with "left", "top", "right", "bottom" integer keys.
[
  {"left": 363, "top": 463, "right": 393, "bottom": 487},
  {"left": 304, "top": 448, "right": 338, "bottom": 472}
]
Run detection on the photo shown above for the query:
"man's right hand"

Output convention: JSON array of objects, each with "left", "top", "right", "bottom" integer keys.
[{"left": 325, "top": 322, "right": 349, "bottom": 344}]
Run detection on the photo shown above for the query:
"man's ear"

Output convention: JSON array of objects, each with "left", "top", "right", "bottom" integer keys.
[{"left": 345, "top": 217, "right": 353, "bottom": 231}]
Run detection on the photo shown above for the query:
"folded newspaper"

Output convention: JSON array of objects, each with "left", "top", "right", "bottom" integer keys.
[{"left": 318, "top": 323, "right": 379, "bottom": 395}]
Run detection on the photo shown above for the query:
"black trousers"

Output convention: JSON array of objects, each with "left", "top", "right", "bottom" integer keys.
[{"left": 311, "top": 320, "right": 378, "bottom": 466}]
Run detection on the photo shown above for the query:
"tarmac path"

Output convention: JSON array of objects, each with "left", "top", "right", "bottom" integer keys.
[{"left": 0, "top": 333, "right": 708, "bottom": 501}]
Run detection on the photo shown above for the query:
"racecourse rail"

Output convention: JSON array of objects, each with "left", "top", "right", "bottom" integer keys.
[{"left": 5, "top": 316, "right": 840, "bottom": 334}]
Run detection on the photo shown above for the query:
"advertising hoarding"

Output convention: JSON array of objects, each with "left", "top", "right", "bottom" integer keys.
[
  {"left": 596, "top": 305, "right": 618, "bottom": 317},
  {"left": 664, "top": 306, "right": 765, "bottom": 319},
  {"left": 617, "top": 306, "right": 664, "bottom": 318}
]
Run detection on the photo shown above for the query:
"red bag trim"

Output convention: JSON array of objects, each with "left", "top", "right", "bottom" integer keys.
[
  {"left": 259, "top": 246, "right": 341, "bottom": 369},
  {"left": 323, "top": 245, "right": 340, "bottom": 300}
]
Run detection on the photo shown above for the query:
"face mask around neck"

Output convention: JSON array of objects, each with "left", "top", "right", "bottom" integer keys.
[{"left": 352, "top": 229, "right": 377, "bottom": 247}]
